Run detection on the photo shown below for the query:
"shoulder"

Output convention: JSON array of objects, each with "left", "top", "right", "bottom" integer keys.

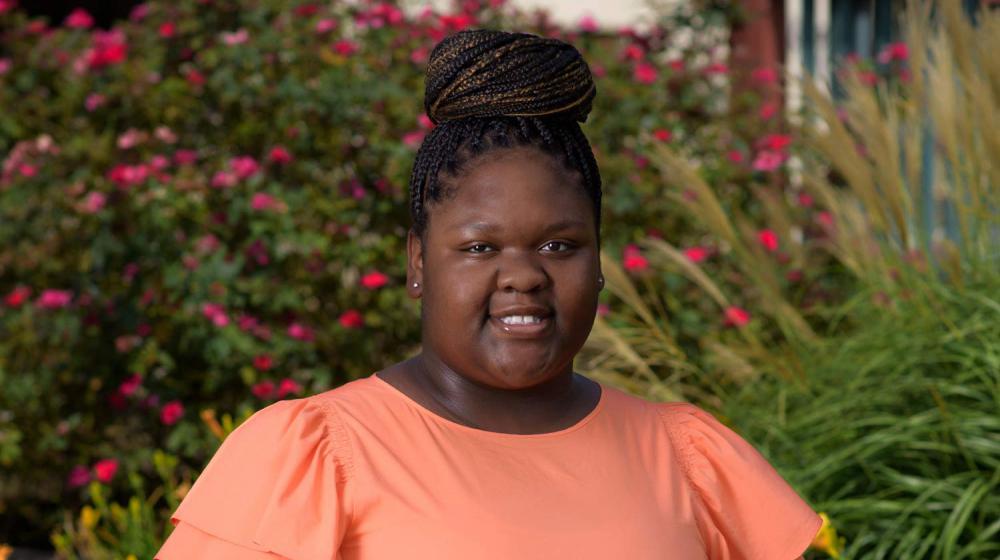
[{"left": 651, "top": 401, "right": 823, "bottom": 560}]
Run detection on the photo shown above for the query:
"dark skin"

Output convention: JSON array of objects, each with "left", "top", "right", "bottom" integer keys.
[{"left": 376, "top": 145, "right": 604, "bottom": 435}]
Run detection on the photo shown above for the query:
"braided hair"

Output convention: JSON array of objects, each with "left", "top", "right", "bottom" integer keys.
[{"left": 408, "top": 29, "right": 602, "bottom": 241}]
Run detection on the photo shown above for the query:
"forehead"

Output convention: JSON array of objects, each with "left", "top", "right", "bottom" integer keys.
[{"left": 429, "top": 148, "right": 592, "bottom": 231}]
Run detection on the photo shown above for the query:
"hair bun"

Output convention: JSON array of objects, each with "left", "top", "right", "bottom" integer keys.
[{"left": 424, "top": 29, "right": 596, "bottom": 125}]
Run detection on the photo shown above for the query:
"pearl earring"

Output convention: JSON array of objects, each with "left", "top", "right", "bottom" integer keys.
[{"left": 412, "top": 282, "right": 419, "bottom": 288}]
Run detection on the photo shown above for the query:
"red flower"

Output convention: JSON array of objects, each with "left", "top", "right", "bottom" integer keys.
[
  {"left": 360, "top": 271, "right": 389, "bottom": 289},
  {"left": 65, "top": 8, "right": 94, "bottom": 29},
  {"left": 252, "top": 380, "right": 275, "bottom": 399},
  {"left": 338, "top": 309, "right": 364, "bottom": 329},
  {"left": 877, "top": 42, "right": 909, "bottom": 64},
  {"left": 622, "top": 244, "right": 649, "bottom": 272},
  {"left": 757, "top": 229, "right": 779, "bottom": 252},
  {"left": 704, "top": 62, "right": 728, "bottom": 75},
  {"left": 92, "top": 458, "right": 119, "bottom": 483},
  {"left": 752, "top": 67, "right": 778, "bottom": 84},
  {"left": 160, "top": 400, "right": 184, "bottom": 425},
  {"left": 332, "top": 39, "right": 359, "bottom": 56},
  {"left": 757, "top": 133, "right": 792, "bottom": 152},
  {"left": 253, "top": 354, "right": 273, "bottom": 371},
  {"left": 159, "top": 22, "right": 176, "bottom": 38},
  {"left": 622, "top": 44, "right": 644, "bottom": 61},
  {"left": 752, "top": 150, "right": 785, "bottom": 172},
  {"left": 276, "top": 378, "right": 302, "bottom": 398},
  {"left": 268, "top": 145, "right": 293, "bottom": 164},
  {"left": 633, "top": 63, "right": 657, "bottom": 85},
  {"left": 119, "top": 373, "right": 142, "bottom": 396},
  {"left": 683, "top": 246, "right": 710, "bottom": 263},
  {"left": 230, "top": 156, "right": 260, "bottom": 179},
  {"left": 185, "top": 68, "right": 205, "bottom": 87},
  {"left": 723, "top": 306, "right": 750, "bottom": 327},
  {"left": 4, "top": 285, "right": 31, "bottom": 307},
  {"left": 652, "top": 128, "right": 672, "bottom": 142},
  {"left": 726, "top": 150, "right": 744, "bottom": 164}
]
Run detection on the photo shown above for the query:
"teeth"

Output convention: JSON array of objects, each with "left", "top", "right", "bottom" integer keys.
[{"left": 499, "top": 315, "right": 543, "bottom": 325}]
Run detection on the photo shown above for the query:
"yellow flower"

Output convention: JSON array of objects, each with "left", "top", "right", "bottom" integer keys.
[
  {"left": 810, "top": 512, "right": 845, "bottom": 558},
  {"left": 80, "top": 505, "right": 100, "bottom": 530},
  {"left": 126, "top": 555, "right": 138, "bottom": 560}
]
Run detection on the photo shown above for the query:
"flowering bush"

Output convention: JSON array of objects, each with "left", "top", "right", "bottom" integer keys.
[{"left": 1, "top": 0, "right": 791, "bottom": 552}]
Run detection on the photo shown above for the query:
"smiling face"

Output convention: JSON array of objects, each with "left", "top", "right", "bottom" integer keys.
[{"left": 407, "top": 146, "right": 602, "bottom": 390}]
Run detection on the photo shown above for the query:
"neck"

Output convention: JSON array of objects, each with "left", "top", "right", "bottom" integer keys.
[{"left": 410, "top": 352, "right": 581, "bottom": 434}]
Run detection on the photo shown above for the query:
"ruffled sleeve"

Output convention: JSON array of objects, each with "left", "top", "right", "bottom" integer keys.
[
  {"left": 155, "top": 397, "right": 354, "bottom": 560},
  {"left": 658, "top": 402, "right": 821, "bottom": 560}
]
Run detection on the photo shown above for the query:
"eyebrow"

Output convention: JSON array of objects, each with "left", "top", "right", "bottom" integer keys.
[{"left": 459, "top": 219, "right": 588, "bottom": 236}]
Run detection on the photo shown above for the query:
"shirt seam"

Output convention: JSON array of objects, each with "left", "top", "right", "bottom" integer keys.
[
  {"left": 311, "top": 396, "right": 357, "bottom": 529},
  {"left": 655, "top": 402, "right": 710, "bottom": 554}
]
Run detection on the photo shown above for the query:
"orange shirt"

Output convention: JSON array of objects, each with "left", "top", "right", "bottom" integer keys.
[{"left": 156, "top": 373, "right": 821, "bottom": 559}]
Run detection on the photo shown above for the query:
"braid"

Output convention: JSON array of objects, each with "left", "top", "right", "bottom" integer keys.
[{"left": 409, "top": 29, "right": 602, "bottom": 239}]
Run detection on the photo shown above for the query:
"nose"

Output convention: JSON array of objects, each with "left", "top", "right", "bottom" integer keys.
[{"left": 497, "top": 250, "right": 550, "bottom": 293}]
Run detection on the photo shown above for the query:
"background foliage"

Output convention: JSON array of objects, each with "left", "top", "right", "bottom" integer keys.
[{"left": 0, "top": 0, "right": 996, "bottom": 558}]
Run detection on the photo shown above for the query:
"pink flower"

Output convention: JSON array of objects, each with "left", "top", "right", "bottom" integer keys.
[
  {"left": 252, "top": 380, "right": 276, "bottom": 399},
  {"left": 287, "top": 322, "right": 315, "bottom": 342},
  {"left": 683, "top": 246, "right": 710, "bottom": 263},
  {"left": 597, "top": 303, "right": 610, "bottom": 317},
  {"left": 92, "top": 458, "right": 119, "bottom": 483},
  {"left": 160, "top": 400, "right": 184, "bottom": 425},
  {"left": 578, "top": 15, "right": 598, "bottom": 32},
  {"left": 315, "top": 18, "right": 337, "bottom": 34},
  {"left": 410, "top": 47, "right": 429, "bottom": 65},
  {"left": 107, "top": 163, "right": 149, "bottom": 189},
  {"left": 18, "top": 164, "right": 37, "bottom": 177},
  {"left": 402, "top": 130, "right": 426, "bottom": 149},
  {"left": 149, "top": 154, "right": 170, "bottom": 170},
  {"left": 360, "top": 271, "right": 389, "bottom": 289},
  {"left": 726, "top": 150, "right": 744, "bottom": 164},
  {"left": 0, "top": 0, "right": 16, "bottom": 15},
  {"left": 797, "top": 192, "right": 814, "bottom": 207},
  {"left": 704, "top": 62, "right": 728, "bottom": 75},
  {"left": 237, "top": 313, "right": 259, "bottom": 331},
  {"left": 757, "top": 229, "right": 779, "bottom": 252},
  {"left": 251, "top": 192, "right": 283, "bottom": 212},
  {"left": 65, "top": 8, "right": 94, "bottom": 29},
  {"left": 211, "top": 170, "right": 237, "bottom": 189},
  {"left": 752, "top": 150, "right": 786, "bottom": 172},
  {"left": 79, "top": 191, "right": 107, "bottom": 214},
  {"left": 230, "top": 156, "right": 260, "bottom": 179},
  {"left": 68, "top": 465, "right": 91, "bottom": 488},
  {"left": 185, "top": 69, "right": 205, "bottom": 87},
  {"left": 0, "top": 58, "right": 11, "bottom": 75},
  {"left": 668, "top": 59, "right": 685, "bottom": 72},
  {"left": 37, "top": 289, "right": 72, "bottom": 309},
  {"left": 622, "top": 244, "right": 649, "bottom": 272},
  {"left": 723, "top": 306, "right": 750, "bottom": 327},
  {"left": 174, "top": 149, "right": 198, "bottom": 165},
  {"left": 116, "top": 128, "right": 147, "bottom": 150},
  {"left": 253, "top": 354, "right": 273, "bottom": 371},
  {"left": 591, "top": 64, "right": 606, "bottom": 79},
  {"left": 652, "top": 128, "right": 672, "bottom": 142},
  {"left": 418, "top": 114, "right": 435, "bottom": 129},
  {"left": 633, "top": 62, "right": 658, "bottom": 84},
  {"left": 159, "top": 21, "right": 176, "bottom": 38},
  {"left": 154, "top": 126, "right": 177, "bottom": 144},
  {"left": 338, "top": 309, "right": 364, "bottom": 328},
  {"left": 276, "top": 378, "right": 302, "bottom": 398},
  {"left": 816, "top": 211, "right": 834, "bottom": 228},
  {"left": 4, "top": 286, "right": 31, "bottom": 307},
  {"left": 221, "top": 28, "right": 249, "bottom": 46},
  {"left": 752, "top": 67, "right": 778, "bottom": 84},
  {"left": 201, "top": 303, "right": 228, "bottom": 327},
  {"left": 84, "top": 93, "right": 106, "bottom": 111},
  {"left": 878, "top": 42, "right": 909, "bottom": 64},
  {"left": 119, "top": 373, "right": 142, "bottom": 396},
  {"left": 759, "top": 101, "right": 779, "bottom": 120},
  {"left": 332, "top": 39, "right": 359, "bottom": 56}
]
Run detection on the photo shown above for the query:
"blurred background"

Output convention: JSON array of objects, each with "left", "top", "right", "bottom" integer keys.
[{"left": 1, "top": 0, "right": 997, "bottom": 558}]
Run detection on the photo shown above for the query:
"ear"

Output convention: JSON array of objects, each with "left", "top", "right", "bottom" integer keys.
[{"left": 406, "top": 227, "right": 424, "bottom": 299}]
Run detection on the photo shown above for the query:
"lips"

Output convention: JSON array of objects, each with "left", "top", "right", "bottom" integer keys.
[{"left": 488, "top": 305, "right": 554, "bottom": 339}]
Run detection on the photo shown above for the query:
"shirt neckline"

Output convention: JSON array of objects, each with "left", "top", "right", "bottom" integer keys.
[{"left": 369, "top": 372, "right": 606, "bottom": 440}]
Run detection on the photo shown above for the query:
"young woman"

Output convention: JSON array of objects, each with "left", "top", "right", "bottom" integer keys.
[{"left": 157, "top": 29, "right": 821, "bottom": 559}]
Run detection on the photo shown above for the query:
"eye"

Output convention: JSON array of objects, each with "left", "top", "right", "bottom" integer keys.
[
  {"left": 465, "top": 243, "right": 494, "bottom": 254},
  {"left": 540, "top": 241, "right": 574, "bottom": 253}
]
